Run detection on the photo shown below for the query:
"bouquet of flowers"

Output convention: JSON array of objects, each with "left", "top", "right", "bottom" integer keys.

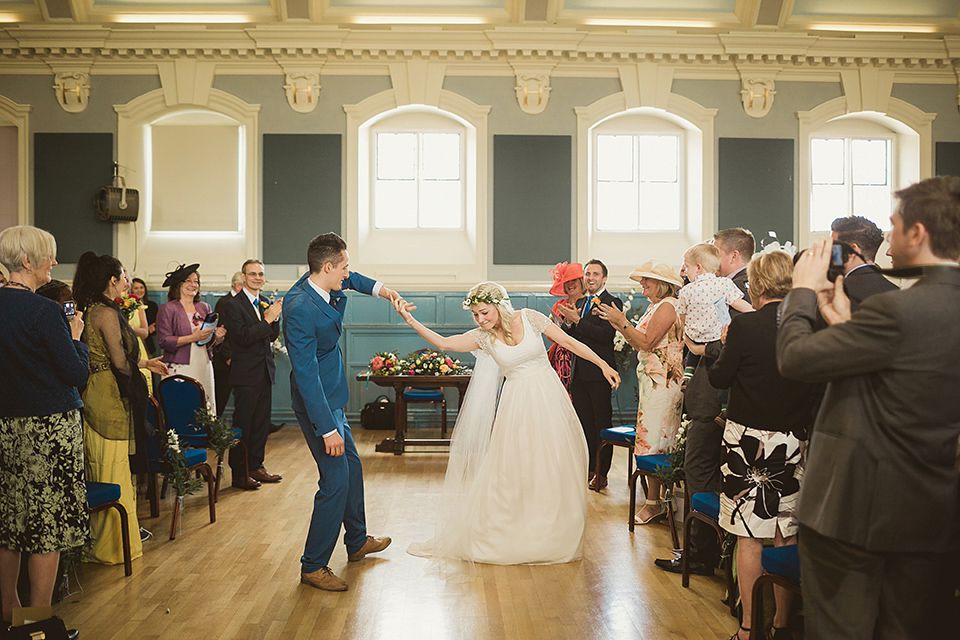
[
  {"left": 114, "top": 292, "right": 145, "bottom": 320},
  {"left": 404, "top": 349, "right": 470, "bottom": 376},
  {"left": 656, "top": 417, "right": 688, "bottom": 491},
  {"left": 368, "top": 351, "right": 407, "bottom": 376},
  {"left": 162, "top": 431, "right": 203, "bottom": 498}
]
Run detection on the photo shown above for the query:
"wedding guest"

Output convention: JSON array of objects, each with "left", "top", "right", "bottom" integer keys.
[
  {"left": 123, "top": 271, "right": 153, "bottom": 395},
  {"left": 0, "top": 226, "right": 88, "bottom": 630},
  {"left": 73, "top": 252, "right": 168, "bottom": 565},
  {"left": 131, "top": 277, "right": 159, "bottom": 356},
  {"left": 709, "top": 250, "right": 816, "bottom": 640},
  {"left": 547, "top": 261, "right": 585, "bottom": 392},
  {"left": 598, "top": 260, "right": 684, "bottom": 524},
  {"left": 36, "top": 279, "right": 72, "bottom": 305},
  {"left": 156, "top": 264, "right": 226, "bottom": 412},
  {"left": 213, "top": 271, "right": 244, "bottom": 418}
]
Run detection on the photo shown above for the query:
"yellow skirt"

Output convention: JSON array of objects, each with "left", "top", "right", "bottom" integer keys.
[{"left": 83, "top": 422, "right": 143, "bottom": 565}]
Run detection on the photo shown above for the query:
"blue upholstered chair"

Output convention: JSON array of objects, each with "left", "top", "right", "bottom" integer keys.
[
  {"left": 157, "top": 374, "right": 243, "bottom": 500},
  {"left": 682, "top": 492, "right": 737, "bottom": 616},
  {"left": 595, "top": 424, "right": 635, "bottom": 491},
  {"left": 749, "top": 545, "right": 801, "bottom": 640},
  {"left": 145, "top": 395, "right": 217, "bottom": 540},
  {"left": 629, "top": 453, "right": 681, "bottom": 548},
  {"left": 85, "top": 481, "right": 133, "bottom": 576},
  {"left": 403, "top": 387, "right": 448, "bottom": 437}
]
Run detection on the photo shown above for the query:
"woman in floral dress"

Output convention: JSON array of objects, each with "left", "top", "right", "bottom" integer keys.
[
  {"left": 598, "top": 260, "right": 684, "bottom": 525},
  {"left": 546, "top": 262, "right": 585, "bottom": 393}
]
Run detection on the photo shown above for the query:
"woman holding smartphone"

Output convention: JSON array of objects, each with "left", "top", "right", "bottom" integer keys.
[{"left": 156, "top": 263, "right": 225, "bottom": 412}]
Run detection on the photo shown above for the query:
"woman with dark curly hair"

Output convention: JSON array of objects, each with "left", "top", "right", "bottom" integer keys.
[
  {"left": 73, "top": 252, "right": 167, "bottom": 565},
  {"left": 707, "top": 250, "right": 817, "bottom": 640},
  {"left": 0, "top": 226, "right": 88, "bottom": 629}
]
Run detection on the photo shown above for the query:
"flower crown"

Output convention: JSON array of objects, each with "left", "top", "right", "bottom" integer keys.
[{"left": 462, "top": 292, "right": 509, "bottom": 310}]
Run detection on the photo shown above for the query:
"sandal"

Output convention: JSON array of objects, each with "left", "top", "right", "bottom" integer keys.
[
  {"left": 633, "top": 499, "right": 665, "bottom": 525},
  {"left": 728, "top": 626, "right": 750, "bottom": 640}
]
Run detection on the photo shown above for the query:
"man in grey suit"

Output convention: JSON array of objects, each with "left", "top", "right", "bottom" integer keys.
[{"left": 778, "top": 176, "right": 960, "bottom": 639}]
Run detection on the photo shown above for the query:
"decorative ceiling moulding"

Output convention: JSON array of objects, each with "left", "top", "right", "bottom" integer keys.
[
  {"left": 736, "top": 66, "right": 780, "bottom": 118},
  {"left": 279, "top": 62, "right": 323, "bottom": 113},
  {"left": 509, "top": 62, "right": 557, "bottom": 114},
  {"left": 49, "top": 63, "right": 92, "bottom": 113},
  {"left": 618, "top": 61, "right": 675, "bottom": 110}
]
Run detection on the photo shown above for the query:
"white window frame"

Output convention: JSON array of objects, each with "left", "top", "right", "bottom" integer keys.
[
  {"left": 346, "top": 93, "right": 490, "bottom": 286},
  {"left": 798, "top": 97, "right": 934, "bottom": 250},
  {"left": 576, "top": 97, "right": 716, "bottom": 283}
]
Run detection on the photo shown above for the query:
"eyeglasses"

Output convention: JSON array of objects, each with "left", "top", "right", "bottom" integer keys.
[{"left": 245, "top": 271, "right": 265, "bottom": 277}]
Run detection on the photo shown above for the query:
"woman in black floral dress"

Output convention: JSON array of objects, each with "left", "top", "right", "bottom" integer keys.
[
  {"left": 0, "top": 226, "right": 89, "bottom": 627},
  {"left": 707, "top": 250, "right": 817, "bottom": 640}
]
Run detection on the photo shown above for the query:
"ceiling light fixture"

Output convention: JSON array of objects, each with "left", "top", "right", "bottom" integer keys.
[
  {"left": 112, "top": 14, "right": 255, "bottom": 24},
  {"left": 351, "top": 15, "right": 489, "bottom": 25}
]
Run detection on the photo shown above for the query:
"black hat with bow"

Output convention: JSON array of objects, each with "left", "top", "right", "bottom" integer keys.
[{"left": 162, "top": 263, "right": 200, "bottom": 288}]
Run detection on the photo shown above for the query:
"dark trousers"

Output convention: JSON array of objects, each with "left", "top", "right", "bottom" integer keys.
[
  {"left": 572, "top": 378, "right": 613, "bottom": 478},
  {"left": 293, "top": 406, "right": 367, "bottom": 572},
  {"left": 213, "top": 358, "right": 232, "bottom": 418},
  {"left": 229, "top": 374, "right": 272, "bottom": 476},
  {"left": 799, "top": 524, "right": 955, "bottom": 640},
  {"left": 683, "top": 357, "right": 723, "bottom": 564}
]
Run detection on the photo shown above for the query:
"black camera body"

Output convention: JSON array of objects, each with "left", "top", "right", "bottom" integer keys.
[{"left": 827, "top": 241, "right": 856, "bottom": 282}]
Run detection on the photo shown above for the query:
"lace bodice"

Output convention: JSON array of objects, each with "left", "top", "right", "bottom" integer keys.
[{"left": 468, "top": 309, "right": 553, "bottom": 380}]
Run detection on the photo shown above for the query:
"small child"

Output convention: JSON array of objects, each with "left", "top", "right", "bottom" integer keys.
[{"left": 676, "top": 243, "right": 753, "bottom": 377}]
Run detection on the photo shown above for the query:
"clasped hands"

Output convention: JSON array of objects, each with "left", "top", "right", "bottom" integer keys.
[{"left": 794, "top": 238, "right": 853, "bottom": 326}]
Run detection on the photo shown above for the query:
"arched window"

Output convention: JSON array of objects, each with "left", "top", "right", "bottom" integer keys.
[{"left": 346, "top": 94, "right": 489, "bottom": 285}]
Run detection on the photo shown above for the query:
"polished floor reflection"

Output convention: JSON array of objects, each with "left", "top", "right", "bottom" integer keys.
[{"left": 56, "top": 425, "right": 734, "bottom": 639}]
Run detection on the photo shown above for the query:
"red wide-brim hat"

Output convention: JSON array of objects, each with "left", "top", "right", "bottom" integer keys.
[{"left": 548, "top": 261, "right": 585, "bottom": 296}]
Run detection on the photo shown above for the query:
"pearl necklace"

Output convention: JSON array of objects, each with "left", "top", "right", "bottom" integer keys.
[{"left": 4, "top": 281, "right": 31, "bottom": 291}]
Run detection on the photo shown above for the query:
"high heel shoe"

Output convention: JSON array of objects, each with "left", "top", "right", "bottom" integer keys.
[
  {"left": 727, "top": 626, "right": 749, "bottom": 640},
  {"left": 633, "top": 499, "right": 665, "bottom": 525}
]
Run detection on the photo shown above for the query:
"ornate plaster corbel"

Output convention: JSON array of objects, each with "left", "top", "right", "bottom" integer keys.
[
  {"left": 281, "top": 65, "right": 323, "bottom": 114},
  {"left": 52, "top": 70, "right": 91, "bottom": 113},
  {"left": 737, "top": 66, "right": 781, "bottom": 118},
  {"left": 509, "top": 63, "right": 557, "bottom": 115}
]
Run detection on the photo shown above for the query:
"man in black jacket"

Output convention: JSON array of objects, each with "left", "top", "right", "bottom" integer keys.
[
  {"left": 830, "top": 215, "right": 898, "bottom": 310},
  {"left": 222, "top": 260, "right": 283, "bottom": 490},
  {"left": 558, "top": 259, "right": 622, "bottom": 491},
  {"left": 213, "top": 271, "right": 243, "bottom": 417}
]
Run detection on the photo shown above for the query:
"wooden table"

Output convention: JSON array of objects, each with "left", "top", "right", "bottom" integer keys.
[{"left": 357, "top": 374, "right": 471, "bottom": 454}]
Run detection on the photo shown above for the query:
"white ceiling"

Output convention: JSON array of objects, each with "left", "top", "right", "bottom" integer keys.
[{"left": 0, "top": 0, "right": 958, "bottom": 35}]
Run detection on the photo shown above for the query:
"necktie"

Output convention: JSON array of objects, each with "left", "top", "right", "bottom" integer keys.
[{"left": 253, "top": 297, "right": 261, "bottom": 320}]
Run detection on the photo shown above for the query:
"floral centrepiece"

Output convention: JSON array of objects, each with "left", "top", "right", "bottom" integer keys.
[
  {"left": 368, "top": 351, "right": 407, "bottom": 376},
  {"left": 114, "top": 292, "right": 146, "bottom": 320},
  {"left": 362, "top": 350, "right": 472, "bottom": 377}
]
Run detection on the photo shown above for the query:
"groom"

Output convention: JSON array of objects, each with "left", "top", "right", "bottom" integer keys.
[{"left": 284, "top": 232, "right": 401, "bottom": 591}]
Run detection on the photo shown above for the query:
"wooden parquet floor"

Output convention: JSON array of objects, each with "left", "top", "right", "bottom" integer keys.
[{"left": 55, "top": 425, "right": 735, "bottom": 640}]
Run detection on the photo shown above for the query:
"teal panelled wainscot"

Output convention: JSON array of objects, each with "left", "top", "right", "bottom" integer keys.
[{"left": 176, "top": 290, "right": 643, "bottom": 432}]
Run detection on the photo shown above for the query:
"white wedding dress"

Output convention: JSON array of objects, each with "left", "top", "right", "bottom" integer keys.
[{"left": 408, "top": 308, "right": 589, "bottom": 571}]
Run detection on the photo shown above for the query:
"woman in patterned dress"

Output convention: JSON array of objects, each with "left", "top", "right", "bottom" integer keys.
[
  {"left": 597, "top": 260, "right": 684, "bottom": 525},
  {"left": 546, "top": 262, "right": 585, "bottom": 393},
  {"left": 707, "top": 250, "right": 817, "bottom": 640},
  {"left": 0, "top": 226, "right": 88, "bottom": 627}
]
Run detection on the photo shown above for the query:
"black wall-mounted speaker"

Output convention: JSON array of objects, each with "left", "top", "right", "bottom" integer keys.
[{"left": 95, "top": 185, "right": 139, "bottom": 222}]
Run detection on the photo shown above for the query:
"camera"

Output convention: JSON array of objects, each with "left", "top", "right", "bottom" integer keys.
[
  {"left": 827, "top": 241, "right": 854, "bottom": 282},
  {"left": 63, "top": 300, "right": 76, "bottom": 318}
]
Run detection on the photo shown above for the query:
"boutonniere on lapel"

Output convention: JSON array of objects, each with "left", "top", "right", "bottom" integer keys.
[
  {"left": 588, "top": 295, "right": 603, "bottom": 315},
  {"left": 259, "top": 299, "right": 270, "bottom": 311}
]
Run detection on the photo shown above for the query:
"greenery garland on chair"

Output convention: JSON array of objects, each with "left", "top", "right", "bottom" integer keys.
[{"left": 194, "top": 407, "right": 239, "bottom": 499}]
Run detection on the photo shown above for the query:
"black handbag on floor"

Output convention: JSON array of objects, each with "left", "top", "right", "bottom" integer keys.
[
  {"left": 360, "top": 395, "right": 395, "bottom": 430},
  {"left": 6, "top": 615, "right": 70, "bottom": 640}
]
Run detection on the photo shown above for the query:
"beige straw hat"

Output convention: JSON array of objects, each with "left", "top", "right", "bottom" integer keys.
[{"left": 629, "top": 260, "right": 683, "bottom": 288}]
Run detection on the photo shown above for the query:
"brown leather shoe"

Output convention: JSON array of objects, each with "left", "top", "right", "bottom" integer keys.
[
  {"left": 347, "top": 535, "right": 392, "bottom": 562},
  {"left": 300, "top": 566, "right": 347, "bottom": 591},
  {"left": 250, "top": 467, "right": 282, "bottom": 483},
  {"left": 231, "top": 476, "right": 261, "bottom": 490}
]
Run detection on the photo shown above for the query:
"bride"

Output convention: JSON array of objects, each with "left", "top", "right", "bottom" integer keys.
[{"left": 394, "top": 282, "right": 620, "bottom": 571}]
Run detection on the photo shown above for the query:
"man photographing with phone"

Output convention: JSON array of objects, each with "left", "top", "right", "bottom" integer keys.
[
  {"left": 777, "top": 176, "right": 960, "bottom": 640},
  {"left": 828, "top": 215, "right": 898, "bottom": 310}
]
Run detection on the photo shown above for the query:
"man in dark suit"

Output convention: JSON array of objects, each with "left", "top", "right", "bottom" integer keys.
[
  {"left": 778, "top": 176, "right": 960, "bottom": 639},
  {"left": 830, "top": 215, "right": 899, "bottom": 310},
  {"left": 656, "top": 227, "right": 754, "bottom": 575},
  {"left": 558, "top": 258, "right": 622, "bottom": 491},
  {"left": 213, "top": 271, "right": 243, "bottom": 418},
  {"left": 222, "top": 260, "right": 283, "bottom": 490}
]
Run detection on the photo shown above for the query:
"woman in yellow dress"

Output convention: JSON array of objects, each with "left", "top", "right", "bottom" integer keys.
[
  {"left": 121, "top": 270, "right": 153, "bottom": 395},
  {"left": 73, "top": 252, "right": 167, "bottom": 565}
]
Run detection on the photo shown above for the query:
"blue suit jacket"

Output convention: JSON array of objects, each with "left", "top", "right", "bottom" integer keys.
[{"left": 283, "top": 271, "right": 377, "bottom": 437}]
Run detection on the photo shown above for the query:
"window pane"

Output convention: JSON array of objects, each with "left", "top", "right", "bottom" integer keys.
[
  {"left": 853, "top": 185, "right": 892, "bottom": 228},
  {"left": 374, "top": 181, "right": 417, "bottom": 228},
  {"left": 851, "top": 139, "right": 888, "bottom": 186},
  {"left": 421, "top": 133, "right": 460, "bottom": 180},
  {"left": 377, "top": 133, "right": 416, "bottom": 180},
  {"left": 419, "top": 181, "right": 462, "bottom": 228},
  {"left": 639, "top": 182, "right": 681, "bottom": 231},
  {"left": 639, "top": 135, "right": 678, "bottom": 183},
  {"left": 811, "top": 184, "right": 848, "bottom": 232},
  {"left": 811, "top": 138, "right": 844, "bottom": 185},
  {"left": 596, "top": 181, "right": 639, "bottom": 231},
  {"left": 597, "top": 134, "right": 634, "bottom": 182}
]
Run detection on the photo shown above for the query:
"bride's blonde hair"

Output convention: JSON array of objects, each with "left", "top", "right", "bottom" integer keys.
[{"left": 464, "top": 281, "right": 517, "bottom": 345}]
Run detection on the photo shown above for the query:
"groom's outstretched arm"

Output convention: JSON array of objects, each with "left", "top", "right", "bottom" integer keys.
[{"left": 341, "top": 271, "right": 403, "bottom": 303}]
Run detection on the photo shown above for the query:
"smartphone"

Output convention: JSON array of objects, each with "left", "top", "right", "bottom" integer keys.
[
  {"left": 827, "top": 242, "right": 851, "bottom": 282},
  {"left": 196, "top": 312, "right": 219, "bottom": 346},
  {"left": 63, "top": 300, "right": 76, "bottom": 318}
]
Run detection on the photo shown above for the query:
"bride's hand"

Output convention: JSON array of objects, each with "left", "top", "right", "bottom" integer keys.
[
  {"left": 392, "top": 297, "right": 416, "bottom": 321},
  {"left": 603, "top": 364, "right": 621, "bottom": 390}
]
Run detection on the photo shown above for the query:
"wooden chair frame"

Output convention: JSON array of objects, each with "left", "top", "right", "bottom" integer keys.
[
  {"left": 629, "top": 459, "right": 683, "bottom": 549},
  {"left": 682, "top": 503, "right": 737, "bottom": 617},
  {"left": 403, "top": 386, "right": 448, "bottom": 437},
  {"left": 87, "top": 490, "right": 133, "bottom": 576},
  {"left": 594, "top": 427, "right": 635, "bottom": 492},
  {"left": 749, "top": 571, "right": 801, "bottom": 640}
]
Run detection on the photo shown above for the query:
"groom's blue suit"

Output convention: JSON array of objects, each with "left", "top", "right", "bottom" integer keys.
[{"left": 283, "top": 270, "right": 378, "bottom": 572}]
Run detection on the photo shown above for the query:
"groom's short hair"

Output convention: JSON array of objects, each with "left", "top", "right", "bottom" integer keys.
[{"left": 307, "top": 232, "right": 347, "bottom": 273}]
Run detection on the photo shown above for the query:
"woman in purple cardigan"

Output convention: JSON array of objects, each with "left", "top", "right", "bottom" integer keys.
[{"left": 156, "top": 264, "right": 226, "bottom": 412}]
